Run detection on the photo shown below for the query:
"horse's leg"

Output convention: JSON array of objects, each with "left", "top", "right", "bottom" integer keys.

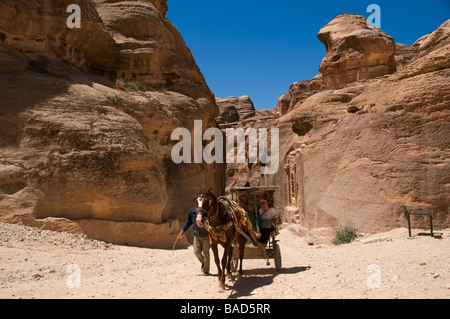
[
  {"left": 219, "top": 247, "right": 227, "bottom": 288},
  {"left": 238, "top": 235, "right": 246, "bottom": 276},
  {"left": 210, "top": 243, "right": 222, "bottom": 280},
  {"left": 220, "top": 240, "right": 232, "bottom": 288},
  {"left": 226, "top": 244, "right": 233, "bottom": 278}
]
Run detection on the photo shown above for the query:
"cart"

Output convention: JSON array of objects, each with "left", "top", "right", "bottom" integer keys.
[{"left": 229, "top": 186, "right": 282, "bottom": 271}]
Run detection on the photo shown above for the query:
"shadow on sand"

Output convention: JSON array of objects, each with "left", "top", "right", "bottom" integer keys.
[{"left": 227, "top": 266, "right": 311, "bottom": 299}]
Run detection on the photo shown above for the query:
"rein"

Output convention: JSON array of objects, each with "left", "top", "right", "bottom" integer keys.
[{"left": 172, "top": 232, "right": 184, "bottom": 256}]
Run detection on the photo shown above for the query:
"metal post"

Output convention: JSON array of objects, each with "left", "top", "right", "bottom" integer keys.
[
  {"left": 408, "top": 213, "right": 412, "bottom": 237},
  {"left": 430, "top": 214, "right": 434, "bottom": 237}
]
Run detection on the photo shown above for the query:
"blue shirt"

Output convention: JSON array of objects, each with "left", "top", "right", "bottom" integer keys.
[{"left": 181, "top": 207, "right": 209, "bottom": 237}]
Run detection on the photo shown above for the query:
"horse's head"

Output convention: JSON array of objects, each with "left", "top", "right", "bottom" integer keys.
[{"left": 193, "top": 186, "right": 215, "bottom": 227}]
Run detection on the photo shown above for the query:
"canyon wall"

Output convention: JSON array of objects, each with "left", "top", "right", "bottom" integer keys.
[
  {"left": 0, "top": 0, "right": 225, "bottom": 248},
  {"left": 219, "top": 16, "right": 450, "bottom": 234},
  {"left": 1, "top": 3, "right": 448, "bottom": 248}
]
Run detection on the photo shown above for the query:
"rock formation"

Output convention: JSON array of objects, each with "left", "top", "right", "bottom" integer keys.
[
  {"left": 215, "top": 96, "right": 279, "bottom": 192},
  {"left": 318, "top": 14, "right": 397, "bottom": 88},
  {"left": 215, "top": 96, "right": 256, "bottom": 126},
  {"left": 275, "top": 75, "right": 324, "bottom": 116},
  {"left": 395, "top": 19, "right": 450, "bottom": 80},
  {"left": 278, "top": 17, "right": 450, "bottom": 233},
  {"left": 0, "top": 0, "right": 213, "bottom": 99},
  {"left": 1, "top": 2, "right": 448, "bottom": 248},
  {"left": 395, "top": 43, "right": 417, "bottom": 68},
  {"left": 0, "top": 0, "right": 225, "bottom": 248},
  {"left": 222, "top": 17, "right": 450, "bottom": 235},
  {"left": 94, "top": 0, "right": 212, "bottom": 99}
]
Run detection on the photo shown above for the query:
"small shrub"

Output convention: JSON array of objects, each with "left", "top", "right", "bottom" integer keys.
[
  {"left": 158, "top": 145, "right": 172, "bottom": 155},
  {"left": 115, "top": 77, "right": 147, "bottom": 93},
  {"left": 114, "top": 77, "right": 127, "bottom": 90},
  {"left": 125, "top": 81, "right": 147, "bottom": 93},
  {"left": 107, "top": 94, "right": 124, "bottom": 105},
  {"left": 333, "top": 223, "right": 358, "bottom": 245},
  {"left": 145, "top": 133, "right": 172, "bottom": 156}
]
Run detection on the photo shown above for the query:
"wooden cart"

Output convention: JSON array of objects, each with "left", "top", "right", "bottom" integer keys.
[{"left": 229, "top": 186, "right": 282, "bottom": 271}]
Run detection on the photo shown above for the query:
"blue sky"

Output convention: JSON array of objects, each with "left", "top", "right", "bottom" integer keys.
[{"left": 167, "top": 0, "right": 450, "bottom": 110}]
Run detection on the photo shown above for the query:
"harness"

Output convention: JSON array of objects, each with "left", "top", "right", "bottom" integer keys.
[
  {"left": 203, "top": 197, "right": 235, "bottom": 243},
  {"left": 204, "top": 196, "right": 259, "bottom": 245}
]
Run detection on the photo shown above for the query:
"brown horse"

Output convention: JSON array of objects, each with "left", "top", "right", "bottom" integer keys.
[{"left": 193, "top": 186, "right": 246, "bottom": 288}]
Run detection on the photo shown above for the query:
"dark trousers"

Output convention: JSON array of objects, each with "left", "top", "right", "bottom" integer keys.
[{"left": 259, "top": 226, "right": 274, "bottom": 245}]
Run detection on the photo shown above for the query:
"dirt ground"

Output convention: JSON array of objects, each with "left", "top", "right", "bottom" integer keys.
[{"left": 0, "top": 222, "right": 449, "bottom": 299}]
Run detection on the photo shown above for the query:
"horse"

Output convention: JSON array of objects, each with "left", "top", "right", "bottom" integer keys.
[{"left": 193, "top": 186, "right": 247, "bottom": 288}]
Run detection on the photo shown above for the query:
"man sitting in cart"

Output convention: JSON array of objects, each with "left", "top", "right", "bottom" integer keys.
[{"left": 258, "top": 199, "right": 282, "bottom": 245}]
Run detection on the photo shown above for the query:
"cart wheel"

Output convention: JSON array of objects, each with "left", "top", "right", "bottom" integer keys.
[
  {"left": 230, "top": 258, "right": 238, "bottom": 273},
  {"left": 274, "top": 242, "right": 282, "bottom": 271}
]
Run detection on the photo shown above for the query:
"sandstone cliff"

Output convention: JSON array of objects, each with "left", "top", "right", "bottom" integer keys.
[
  {"left": 215, "top": 96, "right": 279, "bottom": 191},
  {"left": 1, "top": 4, "right": 448, "bottom": 247},
  {"left": 0, "top": 0, "right": 225, "bottom": 248},
  {"left": 318, "top": 14, "right": 396, "bottom": 88},
  {"left": 221, "top": 16, "right": 450, "bottom": 235},
  {"left": 216, "top": 96, "right": 256, "bottom": 126}
]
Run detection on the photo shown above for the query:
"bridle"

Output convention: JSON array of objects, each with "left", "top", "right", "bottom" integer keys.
[
  {"left": 194, "top": 189, "right": 226, "bottom": 225},
  {"left": 194, "top": 189, "right": 210, "bottom": 227},
  {"left": 192, "top": 189, "right": 240, "bottom": 246}
]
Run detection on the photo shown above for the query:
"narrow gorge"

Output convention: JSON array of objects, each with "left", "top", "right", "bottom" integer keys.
[{"left": 0, "top": 1, "right": 448, "bottom": 248}]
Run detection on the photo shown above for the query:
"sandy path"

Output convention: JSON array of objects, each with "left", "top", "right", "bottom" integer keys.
[{"left": 0, "top": 223, "right": 449, "bottom": 299}]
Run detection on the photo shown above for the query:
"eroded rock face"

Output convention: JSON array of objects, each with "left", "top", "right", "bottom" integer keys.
[
  {"left": 395, "top": 20, "right": 450, "bottom": 80},
  {"left": 223, "top": 17, "right": 449, "bottom": 234},
  {"left": 0, "top": 0, "right": 224, "bottom": 248},
  {"left": 270, "top": 18, "right": 450, "bottom": 233},
  {"left": 215, "top": 96, "right": 256, "bottom": 125},
  {"left": 395, "top": 43, "right": 417, "bottom": 68},
  {"left": 275, "top": 75, "right": 324, "bottom": 116},
  {"left": 277, "top": 68, "right": 450, "bottom": 232},
  {"left": 318, "top": 14, "right": 396, "bottom": 88},
  {"left": 0, "top": 0, "right": 213, "bottom": 100},
  {"left": 150, "top": 0, "right": 169, "bottom": 16},
  {"left": 0, "top": 73, "right": 223, "bottom": 248},
  {"left": 95, "top": 0, "right": 213, "bottom": 99},
  {"left": 214, "top": 96, "right": 279, "bottom": 192}
]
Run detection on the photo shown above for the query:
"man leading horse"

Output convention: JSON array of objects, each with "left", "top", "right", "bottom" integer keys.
[{"left": 182, "top": 186, "right": 260, "bottom": 289}]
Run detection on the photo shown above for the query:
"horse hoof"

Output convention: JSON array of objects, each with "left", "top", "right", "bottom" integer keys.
[{"left": 226, "top": 273, "right": 232, "bottom": 279}]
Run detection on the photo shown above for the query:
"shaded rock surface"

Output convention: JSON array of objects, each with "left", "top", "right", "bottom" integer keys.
[{"left": 0, "top": 0, "right": 224, "bottom": 248}]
